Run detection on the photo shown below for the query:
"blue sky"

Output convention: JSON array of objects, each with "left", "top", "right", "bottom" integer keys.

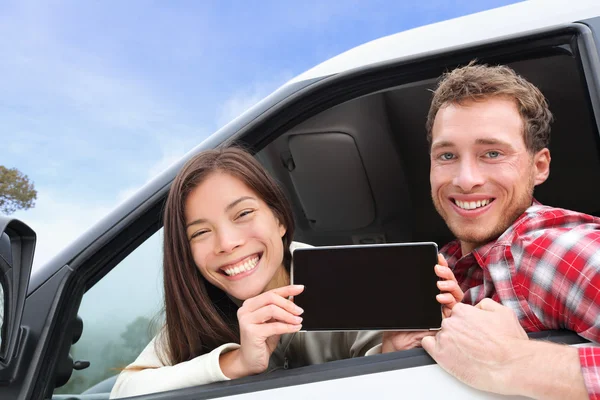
[{"left": 2, "top": 0, "right": 521, "bottom": 268}]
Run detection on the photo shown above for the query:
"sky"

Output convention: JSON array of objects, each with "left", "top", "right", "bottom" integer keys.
[
  {"left": 3, "top": 0, "right": 527, "bottom": 391},
  {"left": 2, "top": 0, "right": 522, "bottom": 270}
]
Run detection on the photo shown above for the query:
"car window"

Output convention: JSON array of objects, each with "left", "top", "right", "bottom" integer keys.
[{"left": 54, "top": 229, "right": 164, "bottom": 395}]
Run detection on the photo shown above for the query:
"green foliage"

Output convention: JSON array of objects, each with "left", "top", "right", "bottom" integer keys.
[{"left": 0, "top": 166, "right": 37, "bottom": 215}]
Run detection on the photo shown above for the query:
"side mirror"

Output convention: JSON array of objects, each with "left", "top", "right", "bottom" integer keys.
[{"left": 0, "top": 217, "right": 35, "bottom": 384}]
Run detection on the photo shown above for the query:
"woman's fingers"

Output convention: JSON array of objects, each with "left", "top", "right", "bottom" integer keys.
[
  {"left": 243, "top": 303, "right": 303, "bottom": 326},
  {"left": 240, "top": 285, "right": 305, "bottom": 314},
  {"left": 254, "top": 322, "right": 303, "bottom": 338}
]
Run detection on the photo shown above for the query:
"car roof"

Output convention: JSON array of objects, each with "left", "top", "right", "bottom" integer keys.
[{"left": 288, "top": 0, "right": 600, "bottom": 84}]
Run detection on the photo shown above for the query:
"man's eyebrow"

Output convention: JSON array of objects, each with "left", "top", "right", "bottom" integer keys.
[
  {"left": 186, "top": 196, "right": 257, "bottom": 228},
  {"left": 474, "top": 138, "right": 514, "bottom": 149},
  {"left": 430, "top": 141, "right": 455, "bottom": 151},
  {"left": 431, "top": 138, "right": 517, "bottom": 152}
]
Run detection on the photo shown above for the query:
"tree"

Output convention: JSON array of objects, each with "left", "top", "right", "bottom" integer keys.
[
  {"left": 120, "top": 316, "right": 155, "bottom": 356},
  {"left": 0, "top": 166, "right": 37, "bottom": 215}
]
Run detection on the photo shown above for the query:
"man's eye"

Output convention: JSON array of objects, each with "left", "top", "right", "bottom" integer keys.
[
  {"left": 439, "top": 153, "right": 455, "bottom": 161},
  {"left": 486, "top": 151, "right": 500, "bottom": 158}
]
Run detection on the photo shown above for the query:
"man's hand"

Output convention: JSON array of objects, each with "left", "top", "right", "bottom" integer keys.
[
  {"left": 434, "top": 253, "right": 463, "bottom": 318},
  {"left": 421, "top": 299, "right": 587, "bottom": 399},
  {"left": 421, "top": 299, "right": 527, "bottom": 394},
  {"left": 381, "top": 254, "right": 463, "bottom": 353}
]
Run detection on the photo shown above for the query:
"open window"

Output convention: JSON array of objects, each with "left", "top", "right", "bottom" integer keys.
[{"left": 38, "top": 20, "right": 600, "bottom": 400}]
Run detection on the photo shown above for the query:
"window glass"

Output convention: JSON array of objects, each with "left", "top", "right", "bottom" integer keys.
[{"left": 54, "top": 229, "right": 164, "bottom": 394}]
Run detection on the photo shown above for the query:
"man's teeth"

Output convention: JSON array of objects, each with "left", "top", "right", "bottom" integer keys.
[
  {"left": 454, "top": 199, "right": 491, "bottom": 210},
  {"left": 223, "top": 256, "right": 259, "bottom": 276}
]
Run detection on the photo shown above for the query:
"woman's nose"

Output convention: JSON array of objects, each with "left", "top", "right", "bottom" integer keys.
[{"left": 215, "top": 227, "right": 244, "bottom": 254}]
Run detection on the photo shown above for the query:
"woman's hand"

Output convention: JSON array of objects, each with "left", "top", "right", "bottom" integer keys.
[
  {"left": 434, "top": 253, "right": 464, "bottom": 318},
  {"left": 220, "top": 285, "right": 304, "bottom": 378},
  {"left": 381, "top": 330, "right": 436, "bottom": 353}
]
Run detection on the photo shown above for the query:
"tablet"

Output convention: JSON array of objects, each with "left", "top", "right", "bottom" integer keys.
[{"left": 291, "top": 242, "right": 442, "bottom": 331}]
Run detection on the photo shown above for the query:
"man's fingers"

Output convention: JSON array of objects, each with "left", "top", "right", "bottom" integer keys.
[
  {"left": 437, "top": 253, "right": 448, "bottom": 267},
  {"left": 435, "top": 264, "right": 455, "bottom": 281},
  {"left": 436, "top": 293, "right": 457, "bottom": 305},
  {"left": 442, "top": 306, "right": 452, "bottom": 319},
  {"left": 475, "top": 298, "right": 502, "bottom": 311},
  {"left": 421, "top": 335, "right": 437, "bottom": 356},
  {"left": 437, "top": 280, "right": 464, "bottom": 303}
]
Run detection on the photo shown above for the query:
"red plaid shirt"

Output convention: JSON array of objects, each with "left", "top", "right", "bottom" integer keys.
[{"left": 441, "top": 202, "right": 600, "bottom": 399}]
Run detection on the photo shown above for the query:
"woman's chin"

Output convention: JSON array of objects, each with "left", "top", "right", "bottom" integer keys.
[{"left": 229, "top": 286, "right": 263, "bottom": 301}]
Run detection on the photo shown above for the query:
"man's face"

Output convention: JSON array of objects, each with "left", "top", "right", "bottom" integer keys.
[{"left": 429, "top": 97, "right": 550, "bottom": 254}]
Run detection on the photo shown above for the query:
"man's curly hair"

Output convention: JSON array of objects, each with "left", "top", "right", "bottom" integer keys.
[{"left": 426, "top": 61, "right": 553, "bottom": 153}]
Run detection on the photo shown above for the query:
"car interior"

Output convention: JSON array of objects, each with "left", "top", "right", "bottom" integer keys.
[{"left": 257, "top": 53, "right": 600, "bottom": 250}]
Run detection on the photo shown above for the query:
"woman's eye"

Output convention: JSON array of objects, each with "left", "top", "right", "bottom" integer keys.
[
  {"left": 191, "top": 230, "right": 209, "bottom": 239},
  {"left": 439, "top": 152, "right": 455, "bottom": 161},
  {"left": 237, "top": 209, "right": 255, "bottom": 219},
  {"left": 486, "top": 151, "right": 500, "bottom": 158}
]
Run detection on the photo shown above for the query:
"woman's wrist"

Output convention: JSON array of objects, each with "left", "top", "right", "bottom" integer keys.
[{"left": 219, "top": 348, "right": 248, "bottom": 379}]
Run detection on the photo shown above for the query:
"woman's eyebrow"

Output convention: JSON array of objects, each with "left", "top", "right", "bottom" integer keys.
[
  {"left": 225, "top": 196, "right": 256, "bottom": 212},
  {"left": 186, "top": 196, "right": 257, "bottom": 228}
]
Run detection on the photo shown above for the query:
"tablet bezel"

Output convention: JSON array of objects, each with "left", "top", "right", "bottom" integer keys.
[{"left": 290, "top": 242, "right": 442, "bottom": 332}]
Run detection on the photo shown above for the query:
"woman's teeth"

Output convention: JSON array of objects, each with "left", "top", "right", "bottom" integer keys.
[
  {"left": 455, "top": 199, "right": 492, "bottom": 210},
  {"left": 223, "top": 256, "right": 259, "bottom": 276}
]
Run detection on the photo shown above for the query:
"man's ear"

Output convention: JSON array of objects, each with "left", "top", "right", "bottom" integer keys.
[{"left": 533, "top": 148, "right": 551, "bottom": 186}]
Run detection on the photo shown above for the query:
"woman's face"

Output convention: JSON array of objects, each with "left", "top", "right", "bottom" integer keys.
[{"left": 184, "top": 171, "right": 287, "bottom": 300}]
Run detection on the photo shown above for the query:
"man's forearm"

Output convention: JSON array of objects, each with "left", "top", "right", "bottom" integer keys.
[{"left": 508, "top": 339, "right": 588, "bottom": 400}]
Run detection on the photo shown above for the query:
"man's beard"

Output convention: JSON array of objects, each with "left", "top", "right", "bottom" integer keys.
[{"left": 433, "top": 175, "right": 535, "bottom": 251}]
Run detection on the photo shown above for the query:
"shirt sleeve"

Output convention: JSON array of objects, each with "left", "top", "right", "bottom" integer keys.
[
  {"left": 365, "top": 343, "right": 382, "bottom": 356},
  {"left": 513, "top": 226, "right": 600, "bottom": 398},
  {"left": 347, "top": 331, "right": 383, "bottom": 358},
  {"left": 579, "top": 347, "right": 600, "bottom": 400},
  {"left": 109, "top": 332, "right": 240, "bottom": 399}
]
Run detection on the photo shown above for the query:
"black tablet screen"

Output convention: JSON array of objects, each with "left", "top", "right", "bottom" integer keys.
[{"left": 292, "top": 242, "right": 442, "bottom": 331}]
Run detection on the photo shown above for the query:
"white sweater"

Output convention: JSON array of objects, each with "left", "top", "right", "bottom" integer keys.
[{"left": 110, "top": 242, "right": 382, "bottom": 398}]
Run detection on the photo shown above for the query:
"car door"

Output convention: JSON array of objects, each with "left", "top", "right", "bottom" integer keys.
[{"left": 3, "top": 10, "right": 600, "bottom": 400}]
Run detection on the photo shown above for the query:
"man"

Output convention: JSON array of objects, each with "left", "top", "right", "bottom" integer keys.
[{"left": 420, "top": 63, "right": 600, "bottom": 400}]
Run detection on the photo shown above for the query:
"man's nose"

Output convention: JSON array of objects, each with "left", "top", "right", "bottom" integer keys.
[{"left": 452, "top": 158, "right": 485, "bottom": 192}]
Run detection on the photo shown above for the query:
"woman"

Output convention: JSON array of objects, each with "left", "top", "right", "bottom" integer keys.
[{"left": 110, "top": 147, "right": 462, "bottom": 398}]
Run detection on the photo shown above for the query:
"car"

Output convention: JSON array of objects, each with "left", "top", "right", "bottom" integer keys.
[{"left": 2, "top": 1, "right": 600, "bottom": 399}]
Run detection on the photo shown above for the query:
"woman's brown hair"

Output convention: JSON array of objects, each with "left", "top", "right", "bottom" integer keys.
[{"left": 160, "top": 146, "right": 295, "bottom": 365}]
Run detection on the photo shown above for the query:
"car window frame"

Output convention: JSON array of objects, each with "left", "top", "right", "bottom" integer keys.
[{"left": 15, "top": 22, "right": 600, "bottom": 400}]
